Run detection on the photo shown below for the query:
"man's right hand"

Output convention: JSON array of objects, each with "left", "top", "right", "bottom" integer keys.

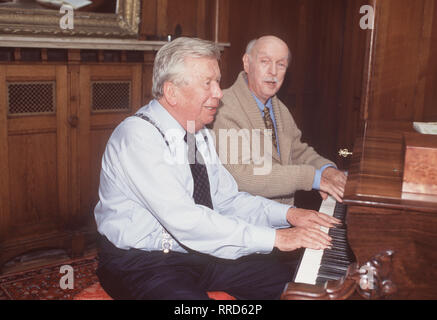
[{"left": 274, "top": 227, "right": 332, "bottom": 252}]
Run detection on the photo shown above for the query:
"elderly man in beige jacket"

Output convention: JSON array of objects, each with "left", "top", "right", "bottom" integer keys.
[{"left": 212, "top": 35, "right": 346, "bottom": 207}]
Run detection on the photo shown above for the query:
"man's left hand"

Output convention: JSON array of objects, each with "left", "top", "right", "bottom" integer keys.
[
  {"left": 319, "top": 167, "right": 347, "bottom": 203},
  {"left": 286, "top": 207, "right": 341, "bottom": 229}
]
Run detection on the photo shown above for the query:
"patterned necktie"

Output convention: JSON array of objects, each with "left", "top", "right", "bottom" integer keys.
[
  {"left": 185, "top": 133, "right": 214, "bottom": 210},
  {"left": 263, "top": 106, "right": 278, "bottom": 151}
]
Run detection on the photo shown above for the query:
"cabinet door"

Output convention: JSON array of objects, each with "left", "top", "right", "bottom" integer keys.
[
  {"left": 0, "top": 65, "right": 69, "bottom": 262},
  {"left": 76, "top": 64, "right": 142, "bottom": 227}
]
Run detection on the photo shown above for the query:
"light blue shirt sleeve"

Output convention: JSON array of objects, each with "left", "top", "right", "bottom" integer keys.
[
  {"left": 94, "top": 102, "right": 291, "bottom": 260},
  {"left": 312, "top": 164, "right": 336, "bottom": 190}
]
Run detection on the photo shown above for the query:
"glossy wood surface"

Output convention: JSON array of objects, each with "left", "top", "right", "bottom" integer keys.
[
  {"left": 344, "top": 120, "right": 437, "bottom": 299},
  {"left": 344, "top": 121, "right": 437, "bottom": 212}
]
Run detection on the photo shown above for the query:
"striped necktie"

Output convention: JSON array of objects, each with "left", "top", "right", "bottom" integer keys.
[{"left": 263, "top": 106, "right": 278, "bottom": 151}]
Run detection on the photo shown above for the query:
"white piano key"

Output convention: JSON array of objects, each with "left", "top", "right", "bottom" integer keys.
[{"left": 293, "top": 196, "right": 336, "bottom": 285}]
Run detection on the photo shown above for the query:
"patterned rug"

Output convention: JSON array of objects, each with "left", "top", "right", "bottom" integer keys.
[{"left": 0, "top": 255, "right": 99, "bottom": 300}]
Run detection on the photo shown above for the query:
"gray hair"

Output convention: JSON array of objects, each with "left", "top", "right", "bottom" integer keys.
[
  {"left": 245, "top": 37, "right": 292, "bottom": 64},
  {"left": 245, "top": 39, "right": 258, "bottom": 55},
  {"left": 152, "top": 37, "right": 221, "bottom": 99}
]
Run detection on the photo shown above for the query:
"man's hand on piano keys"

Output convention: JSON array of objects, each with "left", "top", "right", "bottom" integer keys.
[
  {"left": 286, "top": 207, "right": 341, "bottom": 230},
  {"left": 319, "top": 167, "right": 347, "bottom": 203},
  {"left": 273, "top": 207, "right": 342, "bottom": 251},
  {"left": 274, "top": 227, "right": 332, "bottom": 251}
]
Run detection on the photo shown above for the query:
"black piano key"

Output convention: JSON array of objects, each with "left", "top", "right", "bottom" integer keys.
[
  {"left": 329, "top": 228, "right": 347, "bottom": 236},
  {"left": 316, "top": 277, "right": 333, "bottom": 286},
  {"left": 322, "top": 259, "right": 349, "bottom": 268},
  {"left": 331, "top": 237, "right": 348, "bottom": 244},
  {"left": 324, "top": 251, "right": 352, "bottom": 263},
  {"left": 328, "top": 247, "right": 348, "bottom": 256},
  {"left": 331, "top": 240, "right": 348, "bottom": 248},
  {"left": 314, "top": 201, "right": 356, "bottom": 285},
  {"left": 330, "top": 239, "right": 348, "bottom": 246},
  {"left": 316, "top": 271, "right": 342, "bottom": 281},
  {"left": 319, "top": 263, "right": 349, "bottom": 273},
  {"left": 321, "top": 256, "right": 350, "bottom": 267},
  {"left": 294, "top": 199, "right": 356, "bottom": 285},
  {"left": 320, "top": 256, "right": 347, "bottom": 265},
  {"left": 318, "top": 266, "right": 347, "bottom": 278}
]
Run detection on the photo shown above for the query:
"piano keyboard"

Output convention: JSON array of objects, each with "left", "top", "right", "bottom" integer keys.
[{"left": 293, "top": 196, "right": 355, "bottom": 285}]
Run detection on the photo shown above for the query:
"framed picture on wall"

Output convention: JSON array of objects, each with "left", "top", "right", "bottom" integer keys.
[{"left": 0, "top": 0, "right": 141, "bottom": 38}]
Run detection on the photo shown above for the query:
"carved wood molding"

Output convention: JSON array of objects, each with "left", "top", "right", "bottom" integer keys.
[{"left": 0, "top": 35, "right": 231, "bottom": 52}]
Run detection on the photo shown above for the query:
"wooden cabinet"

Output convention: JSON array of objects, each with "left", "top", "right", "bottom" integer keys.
[
  {"left": 0, "top": 65, "right": 70, "bottom": 268},
  {"left": 0, "top": 0, "right": 228, "bottom": 271},
  {"left": 0, "top": 62, "right": 143, "bottom": 271},
  {"left": 76, "top": 64, "right": 142, "bottom": 229}
]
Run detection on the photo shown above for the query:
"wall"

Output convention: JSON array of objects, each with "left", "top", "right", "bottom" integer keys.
[
  {"left": 364, "top": 0, "right": 437, "bottom": 122},
  {"left": 223, "top": 0, "right": 369, "bottom": 166}
]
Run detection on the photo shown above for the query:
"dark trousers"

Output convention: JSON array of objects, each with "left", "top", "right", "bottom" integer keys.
[{"left": 96, "top": 236, "right": 299, "bottom": 300}]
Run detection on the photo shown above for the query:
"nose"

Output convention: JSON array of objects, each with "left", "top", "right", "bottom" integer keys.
[
  {"left": 269, "top": 63, "right": 277, "bottom": 76},
  {"left": 212, "top": 81, "right": 223, "bottom": 99},
  {"left": 268, "top": 63, "right": 277, "bottom": 76}
]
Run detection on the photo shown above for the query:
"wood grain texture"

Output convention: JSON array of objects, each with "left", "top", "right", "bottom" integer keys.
[
  {"left": 344, "top": 120, "right": 437, "bottom": 299},
  {"left": 366, "top": 0, "right": 437, "bottom": 122}
]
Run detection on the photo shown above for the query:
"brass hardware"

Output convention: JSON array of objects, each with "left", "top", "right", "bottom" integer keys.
[{"left": 338, "top": 148, "right": 353, "bottom": 158}]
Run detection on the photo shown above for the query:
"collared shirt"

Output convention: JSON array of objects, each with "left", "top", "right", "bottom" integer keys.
[
  {"left": 94, "top": 99, "right": 291, "bottom": 260},
  {"left": 250, "top": 92, "right": 334, "bottom": 190},
  {"left": 252, "top": 93, "right": 281, "bottom": 156}
]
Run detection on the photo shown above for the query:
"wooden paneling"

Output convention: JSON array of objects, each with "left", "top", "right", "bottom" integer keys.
[
  {"left": 7, "top": 133, "right": 59, "bottom": 236},
  {"left": 77, "top": 64, "right": 143, "bottom": 227},
  {"left": 0, "top": 66, "right": 9, "bottom": 239},
  {"left": 336, "top": 0, "right": 371, "bottom": 169},
  {"left": 223, "top": 0, "right": 368, "bottom": 168},
  {"left": 0, "top": 65, "right": 71, "bottom": 267},
  {"left": 139, "top": 0, "right": 158, "bottom": 39},
  {"left": 424, "top": 2, "right": 437, "bottom": 120},
  {"left": 365, "top": 0, "right": 437, "bottom": 122},
  {"left": 140, "top": 0, "right": 215, "bottom": 40},
  {"left": 0, "top": 61, "right": 144, "bottom": 271}
]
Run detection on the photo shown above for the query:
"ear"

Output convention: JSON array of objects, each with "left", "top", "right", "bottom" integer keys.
[
  {"left": 243, "top": 53, "right": 251, "bottom": 74},
  {"left": 162, "top": 81, "right": 178, "bottom": 106}
]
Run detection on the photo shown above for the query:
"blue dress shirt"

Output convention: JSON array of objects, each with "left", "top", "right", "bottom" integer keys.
[
  {"left": 252, "top": 94, "right": 281, "bottom": 156},
  {"left": 251, "top": 93, "right": 334, "bottom": 190},
  {"left": 94, "top": 99, "right": 292, "bottom": 260}
]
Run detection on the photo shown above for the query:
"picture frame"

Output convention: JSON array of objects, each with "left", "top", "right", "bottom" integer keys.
[{"left": 0, "top": 0, "right": 141, "bottom": 38}]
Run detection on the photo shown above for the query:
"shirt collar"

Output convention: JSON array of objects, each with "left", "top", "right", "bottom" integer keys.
[
  {"left": 243, "top": 72, "right": 274, "bottom": 112},
  {"left": 251, "top": 92, "right": 273, "bottom": 114},
  {"left": 139, "top": 99, "right": 208, "bottom": 145}
]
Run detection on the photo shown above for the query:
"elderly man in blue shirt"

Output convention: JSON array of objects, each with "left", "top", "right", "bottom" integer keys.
[{"left": 94, "top": 37, "right": 339, "bottom": 300}]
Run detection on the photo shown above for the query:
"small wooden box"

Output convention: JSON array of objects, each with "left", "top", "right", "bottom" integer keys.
[{"left": 402, "top": 132, "right": 437, "bottom": 196}]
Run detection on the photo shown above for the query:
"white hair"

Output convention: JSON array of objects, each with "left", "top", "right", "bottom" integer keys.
[
  {"left": 152, "top": 37, "right": 221, "bottom": 99},
  {"left": 245, "top": 37, "right": 292, "bottom": 64}
]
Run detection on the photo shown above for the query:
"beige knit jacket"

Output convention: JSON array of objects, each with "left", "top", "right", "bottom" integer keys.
[{"left": 211, "top": 71, "right": 334, "bottom": 205}]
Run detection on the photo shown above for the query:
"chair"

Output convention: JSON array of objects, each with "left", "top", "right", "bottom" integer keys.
[{"left": 74, "top": 281, "right": 236, "bottom": 300}]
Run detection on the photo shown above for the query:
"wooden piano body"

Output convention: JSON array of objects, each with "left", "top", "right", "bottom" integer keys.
[
  {"left": 344, "top": 120, "right": 437, "bottom": 299},
  {"left": 283, "top": 120, "right": 437, "bottom": 299}
]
